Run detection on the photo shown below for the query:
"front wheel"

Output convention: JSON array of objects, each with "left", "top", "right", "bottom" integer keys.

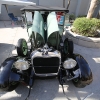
[
  {"left": 64, "top": 38, "right": 73, "bottom": 55},
  {"left": 72, "top": 78, "right": 86, "bottom": 88},
  {"left": 7, "top": 82, "right": 19, "bottom": 91},
  {"left": 0, "top": 82, "right": 19, "bottom": 91},
  {"left": 68, "top": 40, "right": 73, "bottom": 54},
  {"left": 17, "top": 38, "right": 28, "bottom": 57},
  {"left": 72, "top": 76, "right": 93, "bottom": 88}
]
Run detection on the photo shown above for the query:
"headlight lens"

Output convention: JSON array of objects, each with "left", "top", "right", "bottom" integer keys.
[
  {"left": 63, "top": 58, "right": 77, "bottom": 69},
  {"left": 14, "top": 59, "right": 29, "bottom": 71}
]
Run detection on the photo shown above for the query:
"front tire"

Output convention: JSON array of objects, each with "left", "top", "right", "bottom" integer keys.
[
  {"left": 72, "top": 78, "right": 86, "bottom": 88},
  {"left": 64, "top": 38, "right": 73, "bottom": 55},
  {"left": 7, "top": 82, "right": 19, "bottom": 91},
  {"left": 17, "top": 38, "right": 28, "bottom": 57},
  {"left": 68, "top": 40, "right": 73, "bottom": 54},
  {"left": 0, "top": 82, "right": 19, "bottom": 91},
  {"left": 72, "top": 74, "right": 93, "bottom": 88}
]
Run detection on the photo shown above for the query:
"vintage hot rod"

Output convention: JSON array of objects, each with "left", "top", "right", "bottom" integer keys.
[{"left": 0, "top": 5, "right": 93, "bottom": 99}]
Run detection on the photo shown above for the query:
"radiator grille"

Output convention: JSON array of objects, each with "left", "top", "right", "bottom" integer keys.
[
  {"left": 33, "top": 57, "right": 59, "bottom": 67},
  {"left": 33, "top": 57, "right": 60, "bottom": 74}
]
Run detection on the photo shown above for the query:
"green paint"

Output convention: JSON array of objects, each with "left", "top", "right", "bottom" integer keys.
[{"left": 22, "top": 40, "right": 28, "bottom": 55}]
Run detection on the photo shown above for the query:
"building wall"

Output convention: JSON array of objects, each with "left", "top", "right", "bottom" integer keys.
[
  {"left": 0, "top": 5, "right": 24, "bottom": 20},
  {"left": 0, "top": 0, "right": 36, "bottom": 20},
  {"left": 0, "top": 4, "right": 1, "bottom": 14},
  {"left": 78, "top": 0, "right": 90, "bottom": 16},
  {"left": 39, "top": 0, "right": 78, "bottom": 14},
  {"left": 0, "top": 0, "right": 90, "bottom": 20},
  {"left": 39, "top": 0, "right": 63, "bottom": 7},
  {"left": 38, "top": 0, "right": 90, "bottom": 16},
  {"left": 65, "top": 0, "right": 78, "bottom": 14},
  {"left": 93, "top": 3, "right": 100, "bottom": 17}
]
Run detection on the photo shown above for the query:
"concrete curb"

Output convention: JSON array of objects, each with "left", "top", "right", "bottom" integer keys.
[{"left": 65, "top": 27, "right": 100, "bottom": 48}]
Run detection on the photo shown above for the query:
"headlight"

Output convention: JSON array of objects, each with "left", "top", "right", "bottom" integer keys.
[
  {"left": 63, "top": 58, "right": 77, "bottom": 69},
  {"left": 14, "top": 59, "right": 29, "bottom": 71}
]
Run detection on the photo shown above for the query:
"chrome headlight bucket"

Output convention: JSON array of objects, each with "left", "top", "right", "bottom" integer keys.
[
  {"left": 63, "top": 58, "right": 77, "bottom": 69},
  {"left": 14, "top": 59, "right": 29, "bottom": 71}
]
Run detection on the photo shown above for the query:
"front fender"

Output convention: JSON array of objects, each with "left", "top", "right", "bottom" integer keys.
[
  {"left": 0, "top": 57, "right": 20, "bottom": 90},
  {"left": 73, "top": 54, "right": 93, "bottom": 81}
]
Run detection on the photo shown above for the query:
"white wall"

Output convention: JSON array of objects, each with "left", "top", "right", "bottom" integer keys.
[
  {"left": 0, "top": 0, "right": 37, "bottom": 20},
  {"left": 0, "top": 0, "right": 91, "bottom": 20},
  {"left": 39, "top": 0, "right": 63, "bottom": 7},
  {"left": 39, "top": 0, "right": 78, "bottom": 14},
  {"left": 39, "top": 0, "right": 89, "bottom": 15},
  {"left": 78, "top": 0, "right": 90, "bottom": 16},
  {"left": 0, "top": 5, "right": 24, "bottom": 20},
  {"left": 66, "top": 0, "right": 78, "bottom": 14},
  {"left": 0, "top": 4, "right": 1, "bottom": 14}
]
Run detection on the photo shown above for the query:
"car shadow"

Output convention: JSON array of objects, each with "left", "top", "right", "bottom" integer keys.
[
  {"left": 0, "top": 43, "right": 15, "bottom": 64},
  {"left": 5, "top": 78, "right": 60, "bottom": 100},
  {"left": 1, "top": 78, "right": 100, "bottom": 100}
]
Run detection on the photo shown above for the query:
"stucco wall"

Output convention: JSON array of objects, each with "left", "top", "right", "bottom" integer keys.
[
  {"left": 0, "top": 5, "right": 24, "bottom": 20},
  {"left": 78, "top": 0, "right": 90, "bottom": 16},
  {"left": 39, "top": 0, "right": 78, "bottom": 14},
  {"left": 0, "top": 4, "right": 1, "bottom": 14},
  {"left": 39, "top": 0, "right": 63, "bottom": 7},
  {"left": 65, "top": 0, "right": 78, "bottom": 14},
  {"left": 39, "top": 0, "right": 89, "bottom": 15},
  {"left": 0, "top": 0, "right": 36, "bottom": 20},
  {"left": 0, "top": 0, "right": 90, "bottom": 20}
]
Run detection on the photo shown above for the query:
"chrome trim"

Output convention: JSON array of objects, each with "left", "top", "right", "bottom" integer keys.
[
  {"left": 33, "top": 66, "right": 60, "bottom": 75},
  {"left": 31, "top": 49, "right": 61, "bottom": 66},
  {"left": 31, "top": 47, "right": 61, "bottom": 74},
  {"left": 35, "top": 73, "right": 58, "bottom": 77}
]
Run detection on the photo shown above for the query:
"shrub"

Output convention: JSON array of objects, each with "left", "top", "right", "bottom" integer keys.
[
  {"left": 69, "top": 14, "right": 75, "bottom": 23},
  {"left": 69, "top": 14, "right": 75, "bottom": 20},
  {"left": 72, "top": 17, "right": 100, "bottom": 37},
  {"left": 77, "top": 15, "right": 86, "bottom": 18}
]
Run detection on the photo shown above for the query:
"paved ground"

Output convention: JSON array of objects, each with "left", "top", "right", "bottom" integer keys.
[{"left": 0, "top": 21, "right": 100, "bottom": 100}]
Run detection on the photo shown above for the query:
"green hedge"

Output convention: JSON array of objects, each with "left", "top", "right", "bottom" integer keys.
[{"left": 72, "top": 17, "right": 100, "bottom": 37}]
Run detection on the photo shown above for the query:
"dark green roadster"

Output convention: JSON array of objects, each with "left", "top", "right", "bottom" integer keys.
[{"left": 0, "top": 5, "right": 92, "bottom": 99}]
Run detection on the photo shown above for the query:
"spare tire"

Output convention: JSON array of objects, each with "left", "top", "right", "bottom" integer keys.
[{"left": 17, "top": 38, "right": 28, "bottom": 57}]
